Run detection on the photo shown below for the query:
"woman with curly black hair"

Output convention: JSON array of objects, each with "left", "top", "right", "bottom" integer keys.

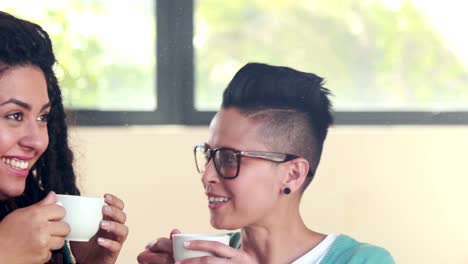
[{"left": 0, "top": 11, "right": 128, "bottom": 264}]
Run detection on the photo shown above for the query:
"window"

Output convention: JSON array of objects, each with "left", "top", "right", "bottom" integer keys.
[
  {"left": 2, "top": 0, "right": 467, "bottom": 125},
  {"left": 2, "top": 0, "right": 156, "bottom": 111},
  {"left": 193, "top": 0, "right": 468, "bottom": 124}
]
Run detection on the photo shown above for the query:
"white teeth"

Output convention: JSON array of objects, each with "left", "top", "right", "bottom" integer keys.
[
  {"left": 2, "top": 157, "right": 29, "bottom": 170},
  {"left": 208, "top": 196, "right": 230, "bottom": 203}
]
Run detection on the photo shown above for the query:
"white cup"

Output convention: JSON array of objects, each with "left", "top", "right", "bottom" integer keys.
[
  {"left": 56, "top": 194, "right": 105, "bottom": 242},
  {"left": 172, "top": 233, "right": 230, "bottom": 261}
]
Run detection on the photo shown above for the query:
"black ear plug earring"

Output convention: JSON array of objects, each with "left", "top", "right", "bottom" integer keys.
[{"left": 283, "top": 187, "right": 291, "bottom": 194}]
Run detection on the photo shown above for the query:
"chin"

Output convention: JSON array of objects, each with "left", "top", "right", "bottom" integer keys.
[
  {"left": 0, "top": 185, "right": 26, "bottom": 200},
  {"left": 210, "top": 217, "right": 242, "bottom": 230},
  {"left": 0, "top": 192, "right": 22, "bottom": 200},
  {"left": 210, "top": 217, "right": 227, "bottom": 230}
]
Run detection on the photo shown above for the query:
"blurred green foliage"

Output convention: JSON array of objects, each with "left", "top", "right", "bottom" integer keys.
[
  {"left": 4, "top": 0, "right": 467, "bottom": 111},
  {"left": 3, "top": 0, "right": 155, "bottom": 110},
  {"left": 194, "top": 0, "right": 468, "bottom": 111}
]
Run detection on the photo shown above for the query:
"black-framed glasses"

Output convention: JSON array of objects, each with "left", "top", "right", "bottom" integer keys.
[{"left": 194, "top": 144, "right": 301, "bottom": 179}]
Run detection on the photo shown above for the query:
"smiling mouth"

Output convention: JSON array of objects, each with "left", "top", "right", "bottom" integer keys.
[
  {"left": 208, "top": 196, "right": 231, "bottom": 204},
  {"left": 1, "top": 157, "right": 29, "bottom": 170}
]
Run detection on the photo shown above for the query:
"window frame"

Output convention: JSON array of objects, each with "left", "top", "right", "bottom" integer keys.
[{"left": 71, "top": 0, "right": 468, "bottom": 126}]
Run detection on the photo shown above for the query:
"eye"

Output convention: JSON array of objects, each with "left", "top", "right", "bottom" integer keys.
[
  {"left": 37, "top": 112, "right": 49, "bottom": 123},
  {"left": 6, "top": 112, "right": 23, "bottom": 121},
  {"left": 218, "top": 150, "right": 238, "bottom": 167}
]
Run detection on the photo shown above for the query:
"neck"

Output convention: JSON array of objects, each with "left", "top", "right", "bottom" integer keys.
[{"left": 240, "top": 198, "right": 326, "bottom": 264}]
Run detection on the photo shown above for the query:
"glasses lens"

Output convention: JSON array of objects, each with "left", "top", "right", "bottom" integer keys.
[
  {"left": 195, "top": 145, "right": 210, "bottom": 173},
  {"left": 214, "top": 149, "right": 239, "bottom": 178}
]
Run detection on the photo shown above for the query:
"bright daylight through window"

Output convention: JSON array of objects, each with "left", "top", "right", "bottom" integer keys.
[
  {"left": 2, "top": 0, "right": 467, "bottom": 124},
  {"left": 194, "top": 0, "right": 468, "bottom": 112},
  {"left": 1, "top": 0, "right": 156, "bottom": 111}
]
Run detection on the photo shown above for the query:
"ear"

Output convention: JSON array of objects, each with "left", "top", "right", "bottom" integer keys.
[{"left": 281, "top": 158, "right": 310, "bottom": 194}]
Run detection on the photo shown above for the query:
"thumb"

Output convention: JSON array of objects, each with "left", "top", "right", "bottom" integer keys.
[
  {"left": 37, "top": 191, "right": 57, "bottom": 206},
  {"left": 170, "top": 228, "right": 181, "bottom": 239}
]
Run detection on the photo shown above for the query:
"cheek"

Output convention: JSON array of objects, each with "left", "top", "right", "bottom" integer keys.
[
  {"left": 228, "top": 171, "right": 279, "bottom": 212},
  {"left": 0, "top": 128, "right": 17, "bottom": 155}
]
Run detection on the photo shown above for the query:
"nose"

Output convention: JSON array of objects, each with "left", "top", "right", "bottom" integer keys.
[
  {"left": 201, "top": 159, "right": 221, "bottom": 186},
  {"left": 19, "top": 119, "right": 49, "bottom": 153}
]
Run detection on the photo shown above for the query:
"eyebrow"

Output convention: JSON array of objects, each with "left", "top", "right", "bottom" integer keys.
[{"left": 0, "top": 98, "right": 51, "bottom": 112}]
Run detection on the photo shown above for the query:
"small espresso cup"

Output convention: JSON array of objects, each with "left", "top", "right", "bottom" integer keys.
[
  {"left": 56, "top": 194, "right": 105, "bottom": 242},
  {"left": 172, "top": 233, "right": 231, "bottom": 261}
]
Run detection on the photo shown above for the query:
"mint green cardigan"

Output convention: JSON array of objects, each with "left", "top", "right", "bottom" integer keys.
[
  {"left": 229, "top": 233, "right": 395, "bottom": 263},
  {"left": 62, "top": 243, "right": 75, "bottom": 263}
]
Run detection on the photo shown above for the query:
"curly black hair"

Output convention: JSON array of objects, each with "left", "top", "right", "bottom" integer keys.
[{"left": 0, "top": 11, "right": 80, "bottom": 264}]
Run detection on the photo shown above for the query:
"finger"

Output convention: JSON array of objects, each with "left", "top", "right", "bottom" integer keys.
[
  {"left": 180, "top": 256, "right": 229, "bottom": 264},
  {"left": 48, "top": 236, "right": 66, "bottom": 250},
  {"left": 170, "top": 228, "right": 181, "bottom": 239},
  {"left": 103, "top": 204, "right": 127, "bottom": 224},
  {"left": 37, "top": 191, "right": 56, "bottom": 206},
  {"left": 148, "top": 237, "right": 173, "bottom": 253},
  {"left": 145, "top": 239, "right": 157, "bottom": 249},
  {"left": 41, "top": 250, "right": 53, "bottom": 263},
  {"left": 100, "top": 220, "right": 129, "bottom": 242},
  {"left": 41, "top": 203, "right": 67, "bottom": 221},
  {"left": 97, "top": 237, "right": 123, "bottom": 252},
  {"left": 48, "top": 221, "right": 71, "bottom": 237},
  {"left": 185, "top": 240, "right": 234, "bottom": 259},
  {"left": 137, "top": 250, "right": 174, "bottom": 264},
  {"left": 104, "top": 193, "right": 125, "bottom": 210}
]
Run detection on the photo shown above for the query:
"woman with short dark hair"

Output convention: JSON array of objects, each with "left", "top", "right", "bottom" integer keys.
[{"left": 138, "top": 63, "right": 394, "bottom": 264}]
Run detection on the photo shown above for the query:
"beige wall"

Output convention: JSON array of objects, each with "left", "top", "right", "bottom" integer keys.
[{"left": 70, "top": 125, "right": 468, "bottom": 264}]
